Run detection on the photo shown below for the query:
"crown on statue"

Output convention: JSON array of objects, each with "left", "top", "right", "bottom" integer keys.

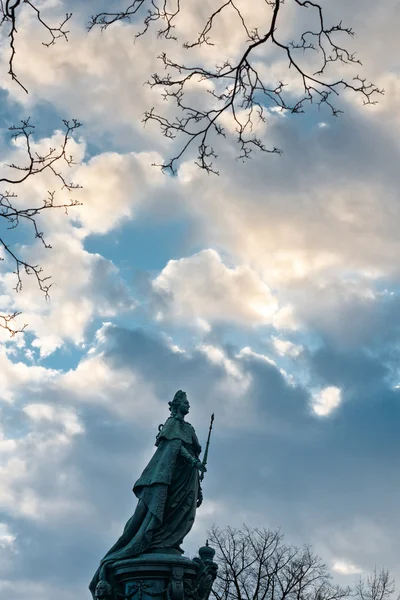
[{"left": 199, "top": 540, "right": 216, "bottom": 563}]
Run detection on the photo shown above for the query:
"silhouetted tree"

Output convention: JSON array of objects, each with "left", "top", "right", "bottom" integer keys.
[
  {"left": 1, "top": 1, "right": 383, "bottom": 175},
  {"left": 355, "top": 568, "right": 399, "bottom": 600},
  {"left": 207, "top": 525, "right": 351, "bottom": 600},
  {"left": 0, "top": 118, "right": 81, "bottom": 335},
  {"left": 0, "top": 1, "right": 384, "bottom": 332}
]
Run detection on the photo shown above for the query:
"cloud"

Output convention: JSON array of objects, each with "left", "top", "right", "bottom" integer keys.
[
  {"left": 0, "top": 345, "right": 58, "bottom": 403},
  {"left": 1, "top": 132, "right": 171, "bottom": 355},
  {"left": 1, "top": 127, "right": 166, "bottom": 239},
  {"left": 1, "top": 0, "right": 268, "bottom": 151},
  {"left": 0, "top": 230, "right": 134, "bottom": 356},
  {"left": 23, "top": 403, "right": 84, "bottom": 436},
  {"left": 0, "top": 322, "right": 398, "bottom": 599},
  {"left": 332, "top": 560, "right": 363, "bottom": 575},
  {"left": 272, "top": 336, "right": 303, "bottom": 357},
  {"left": 311, "top": 386, "right": 342, "bottom": 417},
  {"left": 151, "top": 249, "right": 281, "bottom": 328},
  {"left": 3, "top": 0, "right": 399, "bottom": 361},
  {"left": 70, "top": 150, "right": 166, "bottom": 235},
  {"left": 168, "top": 96, "right": 400, "bottom": 352},
  {"left": 0, "top": 522, "right": 15, "bottom": 548},
  {"left": 1, "top": 1, "right": 400, "bottom": 599}
]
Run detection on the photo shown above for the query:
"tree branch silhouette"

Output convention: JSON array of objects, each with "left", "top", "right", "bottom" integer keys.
[
  {"left": 0, "top": 119, "right": 82, "bottom": 336},
  {"left": 89, "top": 0, "right": 383, "bottom": 174},
  {"left": 208, "top": 525, "right": 351, "bottom": 600},
  {"left": 1, "top": 1, "right": 383, "bottom": 174},
  {"left": 0, "top": 0, "right": 71, "bottom": 93}
]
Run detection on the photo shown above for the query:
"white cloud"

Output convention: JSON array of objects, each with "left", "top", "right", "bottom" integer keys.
[
  {"left": 0, "top": 231, "right": 133, "bottom": 356},
  {"left": 198, "top": 344, "right": 247, "bottom": 382},
  {"left": 238, "top": 345, "right": 294, "bottom": 386},
  {"left": 23, "top": 404, "right": 84, "bottom": 436},
  {"left": 59, "top": 352, "right": 161, "bottom": 421},
  {"left": 237, "top": 346, "right": 277, "bottom": 367},
  {"left": 0, "top": 425, "right": 88, "bottom": 522},
  {"left": 1, "top": 132, "right": 164, "bottom": 355},
  {"left": 272, "top": 337, "right": 303, "bottom": 357},
  {"left": 69, "top": 151, "right": 165, "bottom": 235},
  {"left": 153, "top": 249, "right": 280, "bottom": 327},
  {"left": 2, "top": 128, "right": 165, "bottom": 238},
  {"left": 189, "top": 499, "right": 227, "bottom": 547},
  {"left": 332, "top": 560, "right": 363, "bottom": 575},
  {"left": 0, "top": 523, "right": 15, "bottom": 548},
  {"left": 0, "top": 346, "right": 58, "bottom": 403},
  {"left": 312, "top": 386, "right": 342, "bottom": 417}
]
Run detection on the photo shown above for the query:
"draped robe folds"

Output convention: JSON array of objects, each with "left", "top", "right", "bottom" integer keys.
[{"left": 89, "top": 416, "right": 202, "bottom": 597}]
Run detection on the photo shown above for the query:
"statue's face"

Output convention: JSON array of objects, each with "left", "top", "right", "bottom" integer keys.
[
  {"left": 179, "top": 394, "right": 190, "bottom": 415},
  {"left": 95, "top": 581, "right": 112, "bottom": 599}
]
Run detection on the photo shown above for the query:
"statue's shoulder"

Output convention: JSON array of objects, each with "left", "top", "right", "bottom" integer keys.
[
  {"left": 182, "top": 420, "right": 198, "bottom": 436},
  {"left": 157, "top": 416, "right": 174, "bottom": 434},
  {"left": 157, "top": 416, "right": 184, "bottom": 437},
  {"left": 156, "top": 416, "right": 195, "bottom": 445}
]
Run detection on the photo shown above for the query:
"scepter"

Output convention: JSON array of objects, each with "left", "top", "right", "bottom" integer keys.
[{"left": 200, "top": 413, "right": 214, "bottom": 482}]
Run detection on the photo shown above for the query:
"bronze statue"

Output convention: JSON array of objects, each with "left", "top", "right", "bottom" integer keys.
[{"left": 89, "top": 390, "right": 212, "bottom": 598}]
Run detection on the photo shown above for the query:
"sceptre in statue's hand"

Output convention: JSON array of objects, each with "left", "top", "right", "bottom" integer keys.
[
  {"left": 196, "top": 412, "right": 214, "bottom": 509},
  {"left": 200, "top": 413, "right": 214, "bottom": 482}
]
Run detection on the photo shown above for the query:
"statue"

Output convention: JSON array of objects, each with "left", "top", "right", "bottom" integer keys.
[{"left": 89, "top": 390, "right": 213, "bottom": 599}]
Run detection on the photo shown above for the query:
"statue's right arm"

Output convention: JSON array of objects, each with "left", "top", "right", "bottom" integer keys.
[
  {"left": 179, "top": 444, "right": 198, "bottom": 466},
  {"left": 180, "top": 445, "right": 207, "bottom": 472}
]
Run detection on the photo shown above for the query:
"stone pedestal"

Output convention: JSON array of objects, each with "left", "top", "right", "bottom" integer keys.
[
  {"left": 110, "top": 553, "right": 197, "bottom": 600},
  {"left": 94, "top": 544, "right": 218, "bottom": 600}
]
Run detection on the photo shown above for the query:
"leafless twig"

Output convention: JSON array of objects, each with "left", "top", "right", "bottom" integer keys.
[
  {"left": 1, "top": 1, "right": 384, "bottom": 174},
  {"left": 355, "top": 568, "right": 399, "bottom": 600},
  {"left": 0, "top": 0, "right": 71, "bottom": 93},
  {"left": 91, "top": 0, "right": 383, "bottom": 174},
  {"left": 0, "top": 118, "right": 82, "bottom": 334},
  {"left": 0, "top": 310, "right": 27, "bottom": 336},
  {"left": 208, "top": 525, "right": 351, "bottom": 600}
]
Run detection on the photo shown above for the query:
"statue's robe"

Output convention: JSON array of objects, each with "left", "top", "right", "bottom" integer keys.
[{"left": 89, "top": 416, "right": 202, "bottom": 597}]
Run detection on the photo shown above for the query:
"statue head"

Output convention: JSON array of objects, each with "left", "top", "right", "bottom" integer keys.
[
  {"left": 95, "top": 580, "right": 113, "bottom": 599},
  {"left": 169, "top": 390, "right": 190, "bottom": 417}
]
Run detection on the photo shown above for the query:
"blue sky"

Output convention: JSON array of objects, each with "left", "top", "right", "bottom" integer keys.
[{"left": 1, "top": 1, "right": 400, "bottom": 599}]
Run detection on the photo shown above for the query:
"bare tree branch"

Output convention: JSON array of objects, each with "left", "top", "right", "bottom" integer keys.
[
  {"left": 1, "top": 2, "right": 383, "bottom": 174},
  {"left": 0, "top": 119, "right": 82, "bottom": 335},
  {"left": 88, "top": 0, "right": 181, "bottom": 41},
  {"left": 0, "top": 0, "right": 71, "bottom": 93},
  {"left": 88, "top": 1, "right": 146, "bottom": 33},
  {"left": 0, "top": 309, "right": 27, "bottom": 336},
  {"left": 90, "top": 0, "right": 383, "bottom": 174},
  {"left": 207, "top": 525, "right": 350, "bottom": 600},
  {"left": 0, "top": 2, "right": 386, "bottom": 336},
  {"left": 2, "top": 118, "right": 82, "bottom": 187},
  {"left": 355, "top": 568, "right": 399, "bottom": 600}
]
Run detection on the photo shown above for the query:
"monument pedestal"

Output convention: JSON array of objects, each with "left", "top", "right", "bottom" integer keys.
[
  {"left": 94, "top": 544, "right": 218, "bottom": 600},
  {"left": 110, "top": 553, "right": 197, "bottom": 600}
]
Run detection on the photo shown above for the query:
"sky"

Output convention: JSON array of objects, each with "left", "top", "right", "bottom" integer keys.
[{"left": 0, "top": 0, "right": 400, "bottom": 598}]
